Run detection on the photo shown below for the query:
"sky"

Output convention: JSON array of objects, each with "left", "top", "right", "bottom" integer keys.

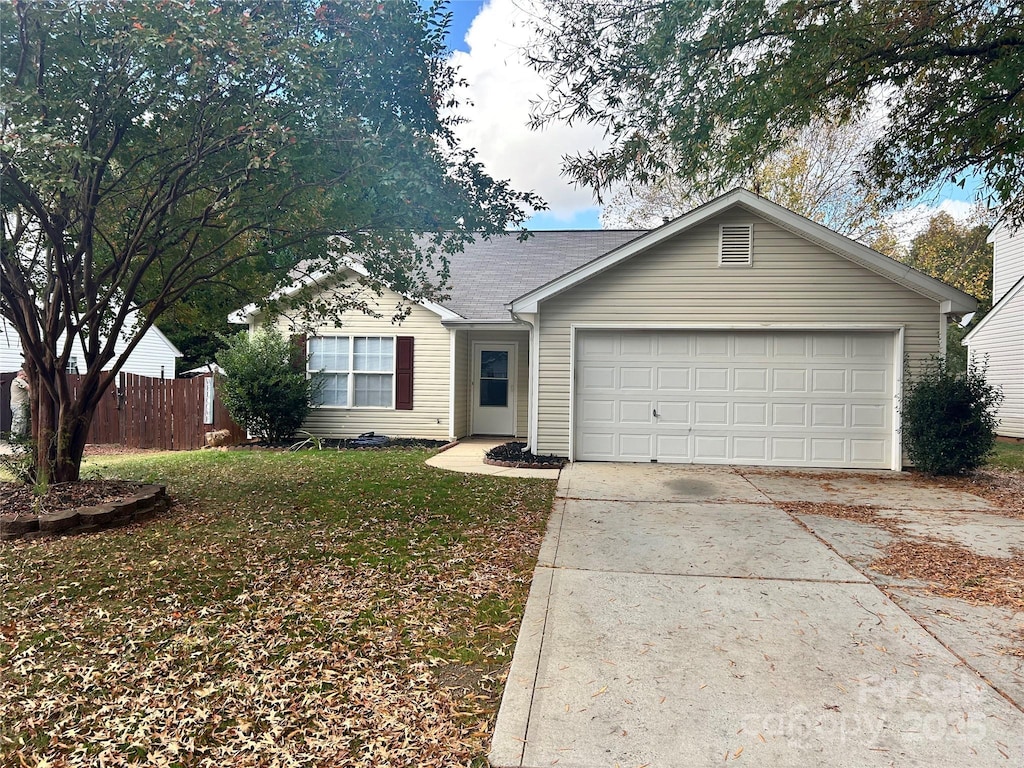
[{"left": 442, "top": 0, "right": 982, "bottom": 236}]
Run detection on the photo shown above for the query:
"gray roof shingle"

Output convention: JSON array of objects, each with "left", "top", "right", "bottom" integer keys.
[{"left": 440, "top": 230, "right": 646, "bottom": 319}]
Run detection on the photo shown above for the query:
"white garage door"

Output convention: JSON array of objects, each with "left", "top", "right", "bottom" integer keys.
[{"left": 575, "top": 330, "right": 895, "bottom": 469}]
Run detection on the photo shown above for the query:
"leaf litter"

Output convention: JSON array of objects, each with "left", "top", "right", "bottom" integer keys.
[{"left": 0, "top": 449, "right": 555, "bottom": 767}]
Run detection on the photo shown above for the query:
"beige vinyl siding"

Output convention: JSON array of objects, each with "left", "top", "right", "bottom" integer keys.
[
  {"left": 452, "top": 329, "right": 470, "bottom": 437},
  {"left": 967, "top": 286, "right": 1024, "bottom": 438},
  {"left": 535, "top": 210, "right": 943, "bottom": 455},
  {"left": 465, "top": 330, "right": 530, "bottom": 438},
  {"left": 992, "top": 225, "right": 1024, "bottom": 302},
  {"left": 267, "top": 288, "right": 451, "bottom": 440}
]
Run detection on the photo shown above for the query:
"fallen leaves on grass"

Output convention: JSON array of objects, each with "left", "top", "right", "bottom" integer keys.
[
  {"left": 872, "top": 540, "right": 1024, "bottom": 610},
  {"left": 0, "top": 450, "right": 555, "bottom": 767}
]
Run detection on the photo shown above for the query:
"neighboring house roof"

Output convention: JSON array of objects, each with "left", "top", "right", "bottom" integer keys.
[
  {"left": 511, "top": 189, "right": 978, "bottom": 314},
  {"left": 963, "top": 274, "right": 1024, "bottom": 344}
]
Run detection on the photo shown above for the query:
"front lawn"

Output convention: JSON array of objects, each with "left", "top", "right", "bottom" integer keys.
[
  {"left": 0, "top": 449, "right": 555, "bottom": 766},
  {"left": 989, "top": 440, "right": 1024, "bottom": 472}
]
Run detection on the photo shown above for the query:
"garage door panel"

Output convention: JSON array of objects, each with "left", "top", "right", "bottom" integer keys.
[
  {"left": 618, "top": 433, "right": 653, "bottom": 459},
  {"left": 575, "top": 330, "right": 894, "bottom": 469},
  {"left": 655, "top": 400, "right": 690, "bottom": 424},
  {"left": 620, "top": 400, "right": 653, "bottom": 423},
  {"left": 620, "top": 367, "right": 653, "bottom": 389},
  {"left": 734, "top": 402, "right": 768, "bottom": 426},
  {"left": 695, "top": 368, "right": 729, "bottom": 391},
  {"left": 658, "top": 368, "right": 691, "bottom": 390},
  {"left": 734, "top": 368, "right": 768, "bottom": 391}
]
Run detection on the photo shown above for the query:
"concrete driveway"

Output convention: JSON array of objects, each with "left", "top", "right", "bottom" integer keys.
[{"left": 490, "top": 463, "right": 1024, "bottom": 768}]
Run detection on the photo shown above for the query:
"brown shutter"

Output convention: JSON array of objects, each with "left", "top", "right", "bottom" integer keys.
[
  {"left": 396, "top": 336, "right": 414, "bottom": 410},
  {"left": 289, "top": 334, "right": 307, "bottom": 372}
]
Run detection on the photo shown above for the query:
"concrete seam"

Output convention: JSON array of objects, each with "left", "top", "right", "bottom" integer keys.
[
  {"left": 773, "top": 492, "right": 1024, "bottom": 716},
  {"left": 515, "top": 498, "right": 567, "bottom": 766}
]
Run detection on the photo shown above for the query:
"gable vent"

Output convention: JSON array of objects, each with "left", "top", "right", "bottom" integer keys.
[{"left": 719, "top": 224, "right": 753, "bottom": 266}]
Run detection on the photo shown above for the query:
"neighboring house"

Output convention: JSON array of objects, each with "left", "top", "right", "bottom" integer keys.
[
  {"left": 964, "top": 221, "right": 1024, "bottom": 438},
  {"left": 0, "top": 312, "right": 182, "bottom": 379},
  {"left": 232, "top": 189, "right": 976, "bottom": 470}
]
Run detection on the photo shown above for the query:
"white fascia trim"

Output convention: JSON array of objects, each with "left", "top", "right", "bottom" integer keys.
[
  {"left": 511, "top": 188, "right": 977, "bottom": 314},
  {"left": 892, "top": 327, "right": 905, "bottom": 471},
  {"left": 963, "top": 275, "right": 1024, "bottom": 344},
  {"left": 441, "top": 318, "right": 528, "bottom": 329},
  {"left": 569, "top": 321, "right": 907, "bottom": 331}
]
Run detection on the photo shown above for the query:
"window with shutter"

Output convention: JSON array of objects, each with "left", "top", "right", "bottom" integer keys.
[{"left": 719, "top": 224, "right": 753, "bottom": 266}]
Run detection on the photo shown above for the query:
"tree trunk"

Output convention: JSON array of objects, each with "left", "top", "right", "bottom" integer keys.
[{"left": 32, "top": 372, "right": 96, "bottom": 484}]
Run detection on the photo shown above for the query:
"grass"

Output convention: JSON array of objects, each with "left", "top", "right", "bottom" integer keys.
[
  {"left": 0, "top": 448, "right": 556, "bottom": 767},
  {"left": 988, "top": 440, "right": 1024, "bottom": 472}
]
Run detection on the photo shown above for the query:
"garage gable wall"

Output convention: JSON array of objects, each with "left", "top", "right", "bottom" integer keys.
[
  {"left": 535, "top": 209, "right": 942, "bottom": 456},
  {"left": 265, "top": 284, "right": 451, "bottom": 440}
]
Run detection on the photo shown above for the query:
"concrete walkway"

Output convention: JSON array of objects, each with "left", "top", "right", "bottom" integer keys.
[
  {"left": 425, "top": 438, "right": 560, "bottom": 479},
  {"left": 491, "top": 463, "right": 1024, "bottom": 768}
]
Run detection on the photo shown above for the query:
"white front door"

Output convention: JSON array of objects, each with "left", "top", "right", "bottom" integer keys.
[{"left": 472, "top": 343, "right": 517, "bottom": 435}]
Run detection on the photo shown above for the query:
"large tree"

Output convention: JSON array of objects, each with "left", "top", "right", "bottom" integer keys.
[
  {"left": 1, "top": 0, "right": 540, "bottom": 482},
  {"left": 601, "top": 119, "right": 896, "bottom": 242},
  {"left": 529, "top": 0, "right": 1024, "bottom": 223}
]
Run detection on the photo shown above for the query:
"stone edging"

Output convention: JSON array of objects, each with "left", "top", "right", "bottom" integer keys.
[
  {"left": 482, "top": 457, "right": 565, "bottom": 470},
  {"left": 0, "top": 485, "right": 170, "bottom": 542}
]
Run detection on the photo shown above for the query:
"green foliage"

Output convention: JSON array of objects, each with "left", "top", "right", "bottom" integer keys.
[
  {"left": 903, "top": 211, "right": 995, "bottom": 313},
  {"left": 0, "top": 0, "right": 540, "bottom": 481},
  {"left": 901, "top": 359, "right": 1003, "bottom": 475},
  {"left": 0, "top": 432, "right": 37, "bottom": 485},
  {"left": 530, "top": 1, "right": 1024, "bottom": 223},
  {"left": 215, "top": 330, "right": 315, "bottom": 443}
]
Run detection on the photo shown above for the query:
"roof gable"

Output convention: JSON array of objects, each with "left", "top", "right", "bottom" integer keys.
[{"left": 511, "top": 189, "right": 977, "bottom": 315}]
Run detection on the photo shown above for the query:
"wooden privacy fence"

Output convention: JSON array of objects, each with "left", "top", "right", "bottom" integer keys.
[{"left": 2, "top": 371, "right": 245, "bottom": 450}]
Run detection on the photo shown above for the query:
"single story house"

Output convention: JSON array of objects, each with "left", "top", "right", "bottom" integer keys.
[
  {"left": 964, "top": 220, "right": 1024, "bottom": 438},
  {"left": 231, "top": 189, "right": 976, "bottom": 470},
  {"left": 1, "top": 312, "right": 182, "bottom": 379}
]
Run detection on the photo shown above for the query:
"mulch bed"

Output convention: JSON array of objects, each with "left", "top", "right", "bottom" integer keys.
[
  {"left": 0, "top": 480, "right": 146, "bottom": 518},
  {"left": 484, "top": 441, "right": 567, "bottom": 469},
  {"left": 239, "top": 437, "right": 451, "bottom": 451}
]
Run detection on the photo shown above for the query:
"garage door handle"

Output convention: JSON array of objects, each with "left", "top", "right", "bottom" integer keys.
[{"left": 653, "top": 408, "right": 660, "bottom": 418}]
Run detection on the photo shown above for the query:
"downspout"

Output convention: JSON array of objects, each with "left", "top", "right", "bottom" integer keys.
[{"left": 510, "top": 310, "right": 539, "bottom": 453}]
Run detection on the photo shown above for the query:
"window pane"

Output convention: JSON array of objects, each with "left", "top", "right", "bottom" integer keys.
[
  {"left": 354, "top": 373, "right": 393, "bottom": 407},
  {"left": 309, "top": 337, "right": 348, "bottom": 372},
  {"left": 480, "top": 350, "right": 508, "bottom": 380},
  {"left": 479, "top": 379, "right": 508, "bottom": 407},
  {"left": 312, "top": 373, "right": 348, "bottom": 406},
  {"left": 354, "top": 337, "right": 393, "bottom": 372}
]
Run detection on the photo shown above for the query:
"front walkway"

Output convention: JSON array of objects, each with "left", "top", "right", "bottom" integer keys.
[{"left": 425, "top": 438, "right": 560, "bottom": 479}]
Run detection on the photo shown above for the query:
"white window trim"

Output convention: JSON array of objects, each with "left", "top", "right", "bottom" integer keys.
[{"left": 308, "top": 334, "right": 397, "bottom": 410}]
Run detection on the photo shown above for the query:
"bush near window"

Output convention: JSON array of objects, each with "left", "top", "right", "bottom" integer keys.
[
  {"left": 216, "top": 330, "right": 316, "bottom": 443},
  {"left": 901, "top": 358, "right": 1002, "bottom": 475}
]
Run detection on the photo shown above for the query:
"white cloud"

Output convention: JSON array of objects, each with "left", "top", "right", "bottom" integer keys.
[{"left": 449, "top": 0, "right": 606, "bottom": 223}]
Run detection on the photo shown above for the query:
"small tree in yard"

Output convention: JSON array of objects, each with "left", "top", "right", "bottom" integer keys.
[
  {"left": 216, "top": 330, "right": 314, "bottom": 444},
  {"left": 901, "top": 359, "right": 1003, "bottom": 476}
]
